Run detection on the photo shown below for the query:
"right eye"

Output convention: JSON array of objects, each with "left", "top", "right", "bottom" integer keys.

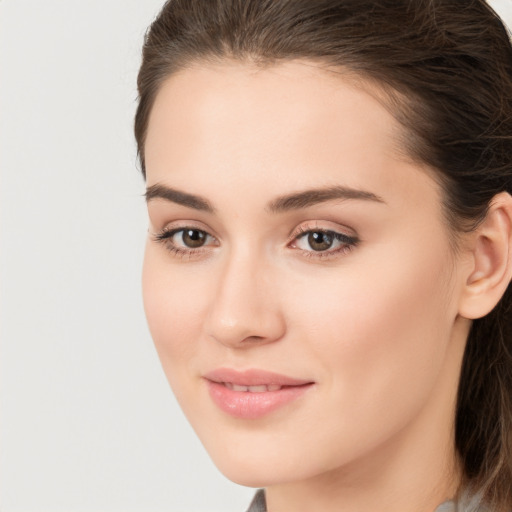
[
  {"left": 153, "top": 227, "right": 218, "bottom": 256},
  {"left": 172, "top": 228, "right": 209, "bottom": 248}
]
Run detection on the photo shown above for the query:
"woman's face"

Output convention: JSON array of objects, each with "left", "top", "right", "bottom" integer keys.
[{"left": 142, "top": 61, "right": 470, "bottom": 487}]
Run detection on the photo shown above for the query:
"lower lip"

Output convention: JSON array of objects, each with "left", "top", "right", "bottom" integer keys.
[{"left": 206, "top": 381, "right": 313, "bottom": 419}]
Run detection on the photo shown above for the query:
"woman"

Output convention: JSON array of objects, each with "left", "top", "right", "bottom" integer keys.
[{"left": 135, "top": 1, "right": 512, "bottom": 511}]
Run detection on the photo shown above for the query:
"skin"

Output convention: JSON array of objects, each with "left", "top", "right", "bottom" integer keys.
[{"left": 142, "top": 61, "right": 476, "bottom": 512}]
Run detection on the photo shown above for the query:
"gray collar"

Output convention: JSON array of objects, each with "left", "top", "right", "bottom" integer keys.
[
  {"left": 245, "top": 490, "right": 266, "bottom": 512},
  {"left": 245, "top": 489, "right": 485, "bottom": 512}
]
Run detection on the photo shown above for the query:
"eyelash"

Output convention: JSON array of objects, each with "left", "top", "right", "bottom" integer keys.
[
  {"left": 152, "top": 225, "right": 359, "bottom": 261},
  {"left": 152, "top": 226, "right": 217, "bottom": 260},
  {"left": 290, "top": 225, "right": 359, "bottom": 260}
]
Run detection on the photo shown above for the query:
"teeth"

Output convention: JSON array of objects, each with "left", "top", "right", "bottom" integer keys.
[
  {"left": 248, "top": 385, "right": 268, "bottom": 392},
  {"left": 232, "top": 384, "right": 249, "bottom": 392},
  {"left": 224, "top": 383, "right": 283, "bottom": 392}
]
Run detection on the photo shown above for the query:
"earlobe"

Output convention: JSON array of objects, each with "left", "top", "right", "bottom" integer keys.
[{"left": 458, "top": 192, "right": 512, "bottom": 320}]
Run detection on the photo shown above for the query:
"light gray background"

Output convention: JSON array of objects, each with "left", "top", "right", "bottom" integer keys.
[{"left": 1, "top": 1, "right": 511, "bottom": 511}]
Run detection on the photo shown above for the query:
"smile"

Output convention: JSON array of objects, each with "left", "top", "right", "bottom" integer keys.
[{"left": 204, "top": 369, "right": 314, "bottom": 419}]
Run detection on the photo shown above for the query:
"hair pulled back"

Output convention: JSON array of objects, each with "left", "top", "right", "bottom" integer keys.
[{"left": 135, "top": 1, "right": 512, "bottom": 509}]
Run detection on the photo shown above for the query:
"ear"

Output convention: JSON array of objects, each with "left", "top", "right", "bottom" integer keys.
[{"left": 458, "top": 192, "right": 512, "bottom": 320}]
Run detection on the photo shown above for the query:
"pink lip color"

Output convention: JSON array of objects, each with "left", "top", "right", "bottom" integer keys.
[{"left": 204, "top": 368, "right": 314, "bottom": 420}]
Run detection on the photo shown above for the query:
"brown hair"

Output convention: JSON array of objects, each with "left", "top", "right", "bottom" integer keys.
[{"left": 135, "top": 1, "right": 512, "bottom": 508}]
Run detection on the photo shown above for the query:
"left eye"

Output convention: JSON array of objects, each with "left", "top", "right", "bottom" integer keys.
[{"left": 294, "top": 230, "right": 355, "bottom": 252}]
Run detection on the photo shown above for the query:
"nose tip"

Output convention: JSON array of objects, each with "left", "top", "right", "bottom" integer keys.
[{"left": 204, "top": 261, "right": 286, "bottom": 348}]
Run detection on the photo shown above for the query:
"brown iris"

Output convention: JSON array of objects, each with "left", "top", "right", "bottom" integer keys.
[
  {"left": 308, "top": 231, "right": 334, "bottom": 251},
  {"left": 182, "top": 229, "right": 207, "bottom": 248}
]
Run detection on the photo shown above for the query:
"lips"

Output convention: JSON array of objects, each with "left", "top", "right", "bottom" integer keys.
[
  {"left": 204, "top": 368, "right": 312, "bottom": 387},
  {"left": 203, "top": 368, "right": 314, "bottom": 419}
]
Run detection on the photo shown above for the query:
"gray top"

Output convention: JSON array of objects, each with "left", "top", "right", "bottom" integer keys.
[{"left": 246, "top": 488, "right": 486, "bottom": 512}]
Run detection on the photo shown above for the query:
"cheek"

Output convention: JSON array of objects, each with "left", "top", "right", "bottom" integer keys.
[
  {"left": 284, "top": 239, "right": 457, "bottom": 418},
  {"left": 142, "top": 246, "right": 210, "bottom": 373}
]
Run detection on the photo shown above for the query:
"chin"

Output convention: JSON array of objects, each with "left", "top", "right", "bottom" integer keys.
[
  {"left": 204, "top": 444, "right": 276, "bottom": 487},
  {"left": 203, "top": 439, "right": 324, "bottom": 488},
  {"left": 220, "top": 469, "right": 271, "bottom": 489},
  {"left": 215, "top": 461, "right": 289, "bottom": 488}
]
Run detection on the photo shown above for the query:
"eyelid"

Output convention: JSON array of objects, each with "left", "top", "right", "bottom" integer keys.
[
  {"left": 153, "top": 226, "right": 216, "bottom": 244},
  {"left": 288, "top": 221, "right": 358, "bottom": 242},
  {"left": 151, "top": 219, "right": 219, "bottom": 239}
]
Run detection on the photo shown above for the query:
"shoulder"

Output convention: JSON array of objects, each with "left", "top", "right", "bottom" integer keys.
[{"left": 436, "top": 489, "right": 497, "bottom": 512}]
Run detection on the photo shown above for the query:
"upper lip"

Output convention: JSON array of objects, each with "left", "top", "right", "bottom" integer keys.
[{"left": 203, "top": 368, "right": 313, "bottom": 387}]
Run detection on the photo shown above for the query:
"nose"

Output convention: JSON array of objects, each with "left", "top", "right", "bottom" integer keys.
[{"left": 204, "top": 249, "right": 286, "bottom": 348}]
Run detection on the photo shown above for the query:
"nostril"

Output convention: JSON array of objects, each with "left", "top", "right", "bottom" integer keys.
[
  {"left": 243, "top": 335, "right": 267, "bottom": 343},
  {"left": 207, "top": 319, "right": 286, "bottom": 348}
]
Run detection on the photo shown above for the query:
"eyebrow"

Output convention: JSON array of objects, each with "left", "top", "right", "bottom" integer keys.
[
  {"left": 267, "top": 185, "right": 385, "bottom": 212},
  {"left": 145, "top": 184, "right": 215, "bottom": 213},
  {"left": 145, "top": 183, "right": 384, "bottom": 213}
]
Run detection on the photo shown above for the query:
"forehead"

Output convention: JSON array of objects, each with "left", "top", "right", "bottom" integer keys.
[
  {"left": 144, "top": 60, "right": 438, "bottom": 213},
  {"left": 146, "top": 61, "right": 402, "bottom": 165}
]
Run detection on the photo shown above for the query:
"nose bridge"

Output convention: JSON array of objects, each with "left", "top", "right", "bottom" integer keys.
[{"left": 205, "top": 242, "right": 285, "bottom": 347}]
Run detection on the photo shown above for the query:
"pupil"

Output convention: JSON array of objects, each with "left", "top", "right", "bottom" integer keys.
[
  {"left": 183, "top": 229, "right": 206, "bottom": 248},
  {"left": 308, "top": 231, "right": 333, "bottom": 251}
]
